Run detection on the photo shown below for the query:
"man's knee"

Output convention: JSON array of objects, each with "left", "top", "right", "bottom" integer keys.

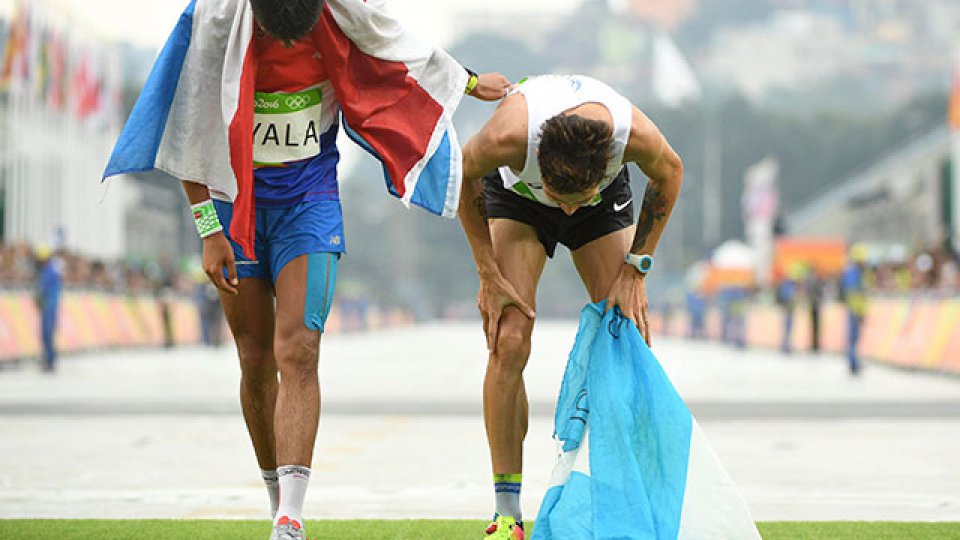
[
  {"left": 274, "top": 331, "right": 320, "bottom": 380},
  {"left": 236, "top": 338, "right": 276, "bottom": 381},
  {"left": 492, "top": 312, "right": 534, "bottom": 370}
]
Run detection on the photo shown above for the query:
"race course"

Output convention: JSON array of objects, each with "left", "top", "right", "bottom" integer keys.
[{"left": 1, "top": 321, "right": 958, "bottom": 537}]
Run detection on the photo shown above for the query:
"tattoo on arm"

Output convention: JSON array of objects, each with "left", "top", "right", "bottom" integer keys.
[
  {"left": 632, "top": 183, "right": 668, "bottom": 253},
  {"left": 474, "top": 195, "right": 488, "bottom": 221}
]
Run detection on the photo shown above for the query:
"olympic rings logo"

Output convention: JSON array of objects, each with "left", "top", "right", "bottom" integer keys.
[{"left": 285, "top": 95, "right": 312, "bottom": 110}]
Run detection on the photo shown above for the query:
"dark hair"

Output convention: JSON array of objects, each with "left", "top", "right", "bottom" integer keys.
[
  {"left": 251, "top": 0, "right": 325, "bottom": 44},
  {"left": 538, "top": 114, "right": 614, "bottom": 195}
]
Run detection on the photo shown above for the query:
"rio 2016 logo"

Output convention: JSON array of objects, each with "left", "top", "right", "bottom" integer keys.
[
  {"left": 285, "top": 95, "right": 312, "bottom": 110},
  {"left": 255, "top": 97, "right": 280, "bottom": 110}
]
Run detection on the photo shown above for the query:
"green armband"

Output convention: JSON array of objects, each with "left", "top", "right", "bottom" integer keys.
[{"left": 192, "top": 200, "right": 223, "bottom": 238}]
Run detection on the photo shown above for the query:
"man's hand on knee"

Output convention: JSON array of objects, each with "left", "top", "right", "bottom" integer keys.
[{"left": 477, "top": 270, "right": 535, "bottom": 353}]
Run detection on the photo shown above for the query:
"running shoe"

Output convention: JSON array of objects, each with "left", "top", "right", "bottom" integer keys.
[
  {"left": 485, "top": 514, "right": 524, "bottom": 539},
  {"left": 270, "top": 515, "right": 305, "bottom": 540}
]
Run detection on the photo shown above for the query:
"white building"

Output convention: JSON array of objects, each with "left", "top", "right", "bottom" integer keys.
[
  {"left": 786, "top": 125, "right": 952, "bottom": 249},
  {"left": 0, "top": 5, "right": 188, "bottom": 261}
]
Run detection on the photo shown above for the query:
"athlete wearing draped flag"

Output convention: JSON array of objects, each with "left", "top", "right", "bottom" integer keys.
[
  {"left": 457, "top": 75, "right": 683, "bottom": 539},
  {"left": 103, "top": 1, "right": 509, "bottom": 539}
]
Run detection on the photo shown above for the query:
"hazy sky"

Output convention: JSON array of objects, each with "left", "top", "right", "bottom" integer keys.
[{"left": 0, "top": 0, "right": 585, "bottom": 49}]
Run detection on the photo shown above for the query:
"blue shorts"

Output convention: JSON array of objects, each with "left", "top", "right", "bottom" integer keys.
[
  {"left": 214, "top": 199, "right": 345, "bottom": 283},
  {"left": 214, "top": 200, "right": 344, "bottom": 331}
]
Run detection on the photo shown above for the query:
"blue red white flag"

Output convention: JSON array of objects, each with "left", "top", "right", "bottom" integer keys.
[{"left": 103, "top": 0, "right": 467, "bottom": 258}]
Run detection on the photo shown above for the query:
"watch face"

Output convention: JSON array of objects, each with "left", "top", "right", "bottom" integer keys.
[
  {"left": 639, "top": 256, "right": 653, "bottom": 272},
  {"left": 627, "top": 254, "right": 654, "bottom": 274}
]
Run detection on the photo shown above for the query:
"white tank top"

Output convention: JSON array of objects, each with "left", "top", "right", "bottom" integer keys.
[{"left": 498, "top": 75, "right": 633, "bottom": 207}]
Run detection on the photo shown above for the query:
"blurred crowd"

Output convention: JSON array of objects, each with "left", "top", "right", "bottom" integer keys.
[
  {"left": 0, "top": 241, "right": 193, "bottom": 295},
  {"left": 867, "top": 245, "right": 959, "bottom": 294},
  {"left": 767, "top": 243, "right": 960, "bottom": 307},
  {"left": 684, "top": 241, "right": 960, "bottom": 317},
  {"left": 0, "top": 241, "right": 409, "bottom": 346},
  {"left": 676, "top": 241, "right": 960, "bottom": 375},
  {"left": 0, "top": 241, "right": 230, "bottom": 364}
]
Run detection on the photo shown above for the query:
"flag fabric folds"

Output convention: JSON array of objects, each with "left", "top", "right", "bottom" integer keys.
[
  {"left": 533, "top": 302, "right": 761, "bottom": 540},
  {"left": 103, "top": 0, "right": 467, "bottom": 259}
]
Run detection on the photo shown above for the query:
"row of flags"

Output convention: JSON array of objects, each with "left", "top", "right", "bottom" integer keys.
[
  {"left": 0, "top": 2, "right": 128, "bottom": 258},
  {"left": 0, "top": 2, "right": 123, "bottom": 125}
]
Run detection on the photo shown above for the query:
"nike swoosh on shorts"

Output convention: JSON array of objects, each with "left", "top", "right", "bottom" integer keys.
[{"left": 613, "top": 198, "right": 633, "bottom": 212}]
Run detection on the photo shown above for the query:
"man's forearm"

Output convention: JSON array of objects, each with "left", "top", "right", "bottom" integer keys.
[
  {"left": 181, "top": 180, "right": 227, "bottom": 240},
  {"left": 630, "top": 171, "right": 682, "bottom": 256},
  {"left": 458, "top": 177, "right": 500, "bottom": 276},
  {"left": 181, "top": 180, "right": 212, "bottom": 205}
]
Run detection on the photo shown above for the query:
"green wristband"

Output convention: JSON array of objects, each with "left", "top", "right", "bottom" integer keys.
[{"left": 192, "top": 200, "right": 223, "bottom": 238}]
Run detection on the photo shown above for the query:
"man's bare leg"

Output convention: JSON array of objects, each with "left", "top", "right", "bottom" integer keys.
[
  {"left": 273, "top": 254, "right": 322, "bottom": 465},
  {"left": 571, "top": 226, "right": 634, "bottom": 303},
  {"left": 485, "top": 218, "right": 547, "bottom": 524},
  {"left": 219, "top": 278, "right": 280, "bottom": 516},
  {"left": 270, "top": 254, "right": 324, "bottom": 535}
]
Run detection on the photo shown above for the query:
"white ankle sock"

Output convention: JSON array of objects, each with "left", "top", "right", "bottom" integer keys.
[
  {"left": 261, "top": 469, "right": 280, "bottom": 518},
  {"left": 274, "top": 465, "right": 311, "bottom": 526}
]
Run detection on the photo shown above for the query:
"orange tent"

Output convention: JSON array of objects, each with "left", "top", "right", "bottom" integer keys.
[
  {"left": 773, "top": 237, "right": 847, "bottom": 280},
  {"left": 700, "top": 266, "right": 754, "bottom": 294}
]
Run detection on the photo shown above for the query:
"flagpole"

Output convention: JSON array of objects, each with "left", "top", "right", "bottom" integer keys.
[
  {"left": 702, "top": 102, "right": 722, "bottom": 248},
  {"left": 2, "top": 68, "right": 11, "bottom": 244},
  {"left": 951, "top": 47, "right": 960, "bottom": 254},
  {"left": 953, "top": 131, "right": 960, "bottom": 253},
  {"left": 9, "top": 2, "right": 26, "bottom": 245},
  {"left": 13, "top": 63, "right": 24, "bottom": 243}
]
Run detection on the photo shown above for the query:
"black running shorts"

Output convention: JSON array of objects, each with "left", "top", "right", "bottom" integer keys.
[{"left": 482, "top": 168, "right": 634, "bottom": 258}]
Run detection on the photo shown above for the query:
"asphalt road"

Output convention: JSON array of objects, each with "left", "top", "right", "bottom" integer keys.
[{"left": 1, "top": 321, "right": 958, "bottom": 522}]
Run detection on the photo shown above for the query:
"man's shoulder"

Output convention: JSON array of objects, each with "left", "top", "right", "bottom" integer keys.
[
  {"left": 479, "top": 95, "right": 528, "bottom": 146},
  {"left": 497, "top": 92, "right": 528, "bottom": 118}
]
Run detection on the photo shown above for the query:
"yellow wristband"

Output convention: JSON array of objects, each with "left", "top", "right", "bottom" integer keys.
[{"left": 465, "top": 73, "right": 479, "bottom": 95}]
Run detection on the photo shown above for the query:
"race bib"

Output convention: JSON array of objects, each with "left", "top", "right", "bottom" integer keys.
[{"left": 253, "top": 88, "right": 324, "bottom": 165}]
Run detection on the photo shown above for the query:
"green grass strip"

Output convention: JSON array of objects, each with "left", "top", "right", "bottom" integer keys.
[
  {"left": 759, "top": 522, "right": 960, "bottom": 540},
  {"left": 0, "top": 519, "right": 958, "bottom": 539}
]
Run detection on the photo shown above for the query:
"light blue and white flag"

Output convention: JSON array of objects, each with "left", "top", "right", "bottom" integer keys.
[{"left": 533, "top": 302, "right": 761, "bottom": 540}]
